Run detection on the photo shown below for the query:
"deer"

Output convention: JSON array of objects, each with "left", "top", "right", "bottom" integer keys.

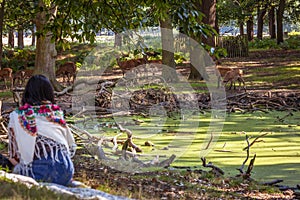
[
  {"left": 116, "top": 53, "right": 164, "bottom": 76},
  {"left": 23, "top": 69, "right": 34, "bottom": 79},
  {"left": 56, "top": 61, "right": 77, "bottom": 84},
  {"left": 13, "top": 69, "right": 34, "bottom": 86},
  {"left": 223, "top": 68, "right": 246, "bottom": 91},
  {"left": 13, "top": 70, "right": 25, "bottom": 86},
  {"left": 216, "top": 66, "right": 246, "bottom": 91},
  {"left": 0, "top": 68, "right": 13, "bottom": 89},
  {"left": 216, "top": 66, "right": 233, "bottom": 88},
  {"left": 116, "top": 57, "right": 147, "bottom": 76},
  {"left": 147, "top": 59, "right": 162, "bottom": 64}
]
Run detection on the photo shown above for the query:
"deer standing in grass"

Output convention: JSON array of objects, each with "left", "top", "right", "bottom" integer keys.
[
  {"left": 216, "top": 66, "right": 246, "bottom": 91},
  {"left": 56, "top": 62, "right": 77, "bottom": 84},
  {"left": 0, "top": 68, "right": 13, "bottom": 89},
  {"left": 223, "top": 68, "right": 246, "bottom": 91},
  {"left": 116, "top": 56, "right": 162, "bottom": 76},
  {"left": 116, "top": 57, "right": 146, "bottom": 76}
]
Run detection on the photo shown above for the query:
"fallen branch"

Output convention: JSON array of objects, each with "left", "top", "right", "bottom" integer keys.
[
  {"left": 237, "top": 135, "right": 257, "bottom": 179},
  {"left": 201, "top": 157, "right": 224, "bottom": 176},
  {"left": 117, "top": 124, "right": 142, "bottom": 155},
  {"left": 54, "top": 85, "right": 73, "bottom": 96},
  {"left": 157, "top": 154, "right": 176, "bottom": 168},
  {"left": 112, "top": 133, "right": 123, "bottom": 151},
  {"left": 1, "top": 122, "right": 8, "bottom": 134},
  {"left": 204, "top": 132, "right": 213, "bottom": 150},
  {"left": 243, "top": 132, "right": 269, "bottom": 151},
  {"left": 238, "top": 135, "right": 250, "bottom": 174},
  {"left": 12, "top": 90, "right": 23, "bottom": 106},
  {"left": 263, "top": 179, "right": 284, "bottom": 186},
  {"left": 68, "top": 124, "right": 95, "bottom": 140},
  {"left": 245, "top": 153, "right": 256, "bottom": 176}
]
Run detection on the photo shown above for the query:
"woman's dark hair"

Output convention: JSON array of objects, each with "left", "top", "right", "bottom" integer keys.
[{"left": 22, "top": 75, "right": 55, "bottom": 105}]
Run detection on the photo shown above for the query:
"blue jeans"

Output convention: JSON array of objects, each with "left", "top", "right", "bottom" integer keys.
[{"left": 31, "top": 150, "right": 74, "bottom": 186}]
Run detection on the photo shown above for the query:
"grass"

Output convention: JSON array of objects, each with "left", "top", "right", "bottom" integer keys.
[
  {"left": 246, "top": 65, "right": 300, "bottom": 87},
  {"left": 0, "top": 90, "right": 13, "bottom": 98}
]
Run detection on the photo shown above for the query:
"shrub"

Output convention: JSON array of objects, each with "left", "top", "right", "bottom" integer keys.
[
  {"left": 279, "top": 35, "right": 300, "bottom": 49},
  {"left": 249, "top": 36, "right": 300, "bottom": 50},
  {"left": 248, "top": 38, "right": 278, "bottom": 50}
]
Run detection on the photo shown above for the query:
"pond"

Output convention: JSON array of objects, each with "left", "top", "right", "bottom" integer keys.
[{"left": 70, "top": 110, "right": 300, "bottom": 187}]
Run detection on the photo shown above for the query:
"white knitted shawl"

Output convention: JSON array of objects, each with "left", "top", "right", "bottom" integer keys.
[{"left": 8, "top": 105, "right": 76, "bottom": 176}]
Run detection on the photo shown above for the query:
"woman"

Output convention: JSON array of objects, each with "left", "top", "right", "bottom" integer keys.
[{"left": 7, "top": 74, "right": 76, "bottom": 186}]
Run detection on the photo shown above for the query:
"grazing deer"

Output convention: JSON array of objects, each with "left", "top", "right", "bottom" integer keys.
[
  {"left": 223, "top": 68, "right": 246, "bottom": 91},
  {"left": 56, "top": 61, "right": 77, "bottom": 84},
  {"left": 216, "top": 66, "right": 246, "bottom": 91},
  {"left": 13, "top": 70, "right": 25, "bottom": 86},
  {"left": 23, "top": 69, "right": 34, "bottom": 79},
  {"left": 116, "top": 54, "right": 163, "bottom": 76},
  {"left": 0, "top": 68, "right": 13, "bottom": 89},
  {"left": 13, "top": 69, "right": 34, "bottom": 86},
  {"left": 116, "top": 57, "right": 147, "bottom": 76}
]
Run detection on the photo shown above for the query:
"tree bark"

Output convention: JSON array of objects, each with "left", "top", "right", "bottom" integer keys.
[
  {"left": 268, "top": 6, "right": 276, "bottom": 39},
  {"left": 189, "top": 42, "right": 209, "bottom": 81},
  {"left": 31, "top": 26, "right": 36, "bottom": 46},
  {"left": 188, "top": 0, "right": 213, "bottom": 81},
  {"left": 215, "top": 0, "right": 219, "bottom": 34},
  {"left": 17, "top": 28, "right": 24, "bottom": 49},
  {"left": 114, "top": 33, "right": 122, "bottom": 47},
  {"left": 8, "top": 28, "right": 14, "bottom": 48},
  {"left": 201, "top": 0, "right": 216, "bottom": 47},
  {"left": 239, "top": 21, "right": 244, "bottom": 36},
  {"left": 159, "top": 16, "right": 177, "bottom": 81},
  {"left": 35, "top": 0, "right": 62, "bottom": 91},
  {"left": 257, "top": 6, "right": 266, "bottom": 40},
  {"left": 276, "top": 0, "right": 285, "bottom": 44},
  {"left": 0, "top": 0, "right": 5, "bottom": 69},
  {"left": 246, "top": 16, "right": 254, "bottom": 41}
]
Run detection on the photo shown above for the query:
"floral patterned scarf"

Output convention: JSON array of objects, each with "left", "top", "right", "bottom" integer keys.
[{"left": 17, "top": 103, "right": 66, "bottom": 136}]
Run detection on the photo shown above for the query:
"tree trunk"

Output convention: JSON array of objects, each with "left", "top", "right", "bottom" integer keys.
[
  {"left": 31, "top": 26, "right": 35, "bottom": 46},
  {"left": 189, "top": 45, "right": 209, "bottom": 81},
  {"left": 159, "top": 16, "right": 177, "bottom": 82},
  {"left": 239, "top": 21, "right": 244, "bottom": 35},
  {"left": 0, "top": 0, "right": 5, "bottom": 69},
  {"left": 276, "top": 0, "right": 285, "bottom": 44},
  {"left": 268, "top": 6, "right": 276, "bottom": 39},
  {"left": 246, "top": 16, "right": 254, "bottom": 41},
  {"left": 35, "top": 0, "right": 62, "bottom": 91},
  {"left": 188, "top": 0, "right": 213, "bottom": 81},
  {"left": 114, "top": 33, "right": 122, "bottom": 47},
  {"left": 8, "top": 28, "right": 14, "bottom": 48},
  {"left": 215, "top": 0, "right": 219, "bottom": 34},
  {"left": 201, "top": 0, "right": 217, "bottom": 47},
  {"left": 17, "top": 28, "right": 24, "bottom": 49},
  {"left": 257, "top": 6, "right": 266, "bottom": 40}
]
